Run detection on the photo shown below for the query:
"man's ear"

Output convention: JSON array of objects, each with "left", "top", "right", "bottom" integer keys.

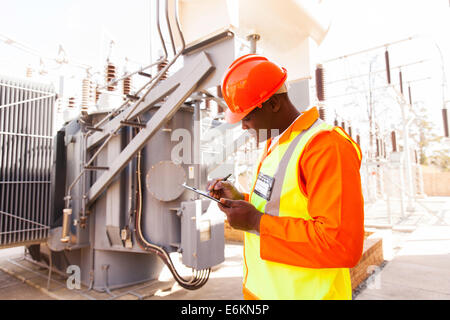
[{"left": 272, "top": 95, "right": 282, "bottom": 113}]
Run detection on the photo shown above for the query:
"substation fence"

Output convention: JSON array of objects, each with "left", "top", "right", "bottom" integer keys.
[{"left": 361, "top": 159, "right": 428, "bottom": 226}]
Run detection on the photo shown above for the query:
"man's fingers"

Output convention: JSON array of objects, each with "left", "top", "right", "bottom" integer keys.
[
  {"left": 208, "top": 176, "right": 230, "bottom": 191},
  {"left": 211, "top": 191, "right": 220, "bottom": 199},
  {"left": 208, "top": 178, "right": 220, "bottom": 191},
  {"left": 219, "top": 198, "right": 235, "bottom": 208},
  {"left": 213, "top": 181, "right": 223, "bottom": 190},
  {"left": 217, "top": 201, "right": 229, "bottom": 212}
]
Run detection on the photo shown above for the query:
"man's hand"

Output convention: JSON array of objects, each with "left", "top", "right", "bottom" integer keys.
[
  {"left": 218, "top": 198, "right": 263, "bottom": 233},
  {"left": 207, "top": 178, "right": 244, "bottom": 201}
]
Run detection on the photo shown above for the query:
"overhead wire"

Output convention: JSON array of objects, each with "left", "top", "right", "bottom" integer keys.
[{"left": 0, "top": 33, "right": 91, "bottom": 71}]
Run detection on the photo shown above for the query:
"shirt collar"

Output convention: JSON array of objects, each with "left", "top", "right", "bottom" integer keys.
[{"left": 267, "top": 106, "right": 320, "bottom": 152}]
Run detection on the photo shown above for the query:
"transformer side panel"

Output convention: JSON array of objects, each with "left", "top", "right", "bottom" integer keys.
[{"left": 141, "top": 107, "right": 198, "bottom": 252}]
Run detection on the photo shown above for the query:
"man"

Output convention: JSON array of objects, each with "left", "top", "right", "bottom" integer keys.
[{"left": 208, "top": 54, "right": 364, "bottom": 300}]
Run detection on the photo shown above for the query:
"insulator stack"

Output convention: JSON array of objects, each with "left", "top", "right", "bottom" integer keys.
[
  {"left": 157, "top": 60, "right": 169, "bottom": 80},
  {"left": 68, "top": 97, "right": 76, "bottom": 109},
  {"left": 123, "top": 76, "right": 131, "bottom": 97},
  {"left": 391, "top": 131, "right": 397, "bottom": 152},
  {"left": 376, "top": 138, "right": 380, "bottom": 157},
  {"left": 356, "top": 134, "right": 361, "bottom": 146},
  {"left": 348, "top": 126, "right": 352, "bottom": 138},
  {"left": 106, "top": 62, "right": 116, "bottom": 91},
  {"left": 341, "top": 121, "right": 346, "bottom": 131},
  {"left": 26, "top": 67, "right": 33, "bottom": 78},
  {"left": 385, "top": 49, "right": 391, "bottom": 84},
  {"left": 315, "top": 64, "right": 325, "bottom": 101},
  {"left": 408, "top": 84, "right": 412, "bottom": 105},
  {"left": 399, "top": 70, "right": 404, "bottom": 95},
  {"left": 95, "top": 85, "right": 101, "bottom": 103},
  {"left": 318, "top": 106, "right": 326, "bottom": 121},
  {"left": 56, "top": 98, "right": 63, "bottom": 113},
  {"left": 334, "top": 119, "right": 338, "bottom": 126},
  {"left": 81, "top": 78, "right": 92, "bottom": 110},
  {"left": 443, "top": 108, "right": 449, "bottom": 138}
]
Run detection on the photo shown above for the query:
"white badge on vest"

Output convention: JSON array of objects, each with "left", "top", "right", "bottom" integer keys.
[{"left": 254, "top": 172, "right": 275, "bottom": 201}]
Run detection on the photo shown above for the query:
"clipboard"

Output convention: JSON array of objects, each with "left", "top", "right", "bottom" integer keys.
[{"left": 181, "top": 183, "right": 229, "bottom": 206}]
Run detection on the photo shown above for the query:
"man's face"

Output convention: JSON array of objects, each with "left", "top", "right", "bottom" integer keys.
[{"left": 241, "top": 99, "right": 274, "bottom": 143}]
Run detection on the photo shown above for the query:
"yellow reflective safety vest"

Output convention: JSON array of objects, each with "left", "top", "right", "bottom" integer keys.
[{"left": 243, "top": 112, "right": 362, "bottom": 300}]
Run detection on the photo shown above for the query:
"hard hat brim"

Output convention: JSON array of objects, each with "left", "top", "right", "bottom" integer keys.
[
  {"left": 224, "top": 82, "right": 287, "bottom": 124},
  {"left": 224, "top": 105, "right": 259, "bottom": 124}
]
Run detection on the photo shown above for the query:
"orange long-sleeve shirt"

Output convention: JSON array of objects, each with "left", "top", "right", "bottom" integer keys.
[{"left": 256, "top": 126, "right": 364, "bottom": 269}]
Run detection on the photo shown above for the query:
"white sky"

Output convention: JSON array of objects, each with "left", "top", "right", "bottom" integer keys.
[
  {"left": 0, "top": 0, "right": 448, "bottom": 137},
  {"left": 0, "top": 0, "right": 152, "bottom": 72},
  {"left": 319, "top": 0, "right": 449, "bottom": 60},
  {"left": 0, "top": 1, "right": 448, "bottom": 76},
  {"left": 317, "top": 0, "right": 449, "bottom": 142}
]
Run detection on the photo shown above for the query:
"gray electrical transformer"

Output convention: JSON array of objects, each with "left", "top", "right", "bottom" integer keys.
[{"left": 0, "top": 1, "right": 238, "bottom": 292}]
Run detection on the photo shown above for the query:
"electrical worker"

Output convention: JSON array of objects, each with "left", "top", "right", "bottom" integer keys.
[{"left": 207, "top": 54, "right": 365, "bottom": 300}]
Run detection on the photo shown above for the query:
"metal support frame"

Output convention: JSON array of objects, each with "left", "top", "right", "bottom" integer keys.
[
  {"left": 87, "top": 52, "right": 214, "bottom": 207},
  {"left": 87, "top": 69, "right": 182, "bottom": 150}
]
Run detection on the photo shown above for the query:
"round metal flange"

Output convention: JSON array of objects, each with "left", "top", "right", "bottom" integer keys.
[{"left": 146, "top": 160, "right": 187, "bottom": 202}]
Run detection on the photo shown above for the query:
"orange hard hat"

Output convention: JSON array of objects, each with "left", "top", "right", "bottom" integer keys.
[{"left": 221, "top": 54, "right": 288, "bottom": 124}]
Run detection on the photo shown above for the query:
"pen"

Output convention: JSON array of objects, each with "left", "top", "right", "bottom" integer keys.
[
  {"left": 222, "top": 173, "right": 232, "bottom": 182},
  {"left": 208, "top": 173, "right": 232, "bottom": 193},
  {"left": 207, "top": 174, "right": 232, "bottom": 206}
]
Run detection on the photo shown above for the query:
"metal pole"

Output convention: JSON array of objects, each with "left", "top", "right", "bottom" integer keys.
[
  {"left": 385, "top": 163, "right": 392, "bottom": 225},
  {"left": 400, "top": 101, "right": 415, "bottom": 212},
  {"left": 194, "top": 100, "right": 201, "bottom": 190},
  {"left": 368, "top": 57, "right": 377, "bottom": 159},
  {"left": 398, "top": 157, "right": 406, "bottom": 220},
  {"left": 247, "top": 34, "right": 260, "bottom": 54}
]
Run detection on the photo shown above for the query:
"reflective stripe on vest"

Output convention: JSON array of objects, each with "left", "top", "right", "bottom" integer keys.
[{"left": 243, "top": 119, "right": 361, "bottom": 300}]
